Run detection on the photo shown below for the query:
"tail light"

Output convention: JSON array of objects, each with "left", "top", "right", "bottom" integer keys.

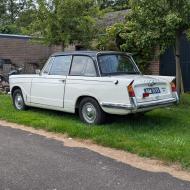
[
  {"left": 128, "top": 80, "right": 135, "bottom": 97},
  {"left": 171, "top": 79, "right": 177, "bottom": 92},
  {"left": 143, "top": 92, "right": 149, "bottom": 98}
]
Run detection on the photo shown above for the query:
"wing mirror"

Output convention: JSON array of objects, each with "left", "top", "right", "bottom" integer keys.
[{"left": 35, "top": 69, "right": 41, "bottom": 75}]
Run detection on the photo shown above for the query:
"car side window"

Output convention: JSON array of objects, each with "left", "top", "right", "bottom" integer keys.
[
  {"left": 49, "top": 56, "right": 72, "bottom": 75},
  {"left": 42, "top": 58, "right": 54, "bottom": 75},
  {"left": 70, "top": 56, "right": 97, "bottom": 76}
]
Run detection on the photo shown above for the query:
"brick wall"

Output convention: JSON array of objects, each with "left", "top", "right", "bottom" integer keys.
[
  {"left": 0, "top": 34, "right": 161, "bottom": 75},
  {"left": 0, "top": 34, "right": 62, "bottom": 73}
]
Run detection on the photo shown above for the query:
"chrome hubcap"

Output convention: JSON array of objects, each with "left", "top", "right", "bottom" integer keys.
[
  {"left": 15, "top": 93, "right": 23, "bottom": 110},
  {"left": 82, "top": 103, "right": 97, "bottom": 124}
]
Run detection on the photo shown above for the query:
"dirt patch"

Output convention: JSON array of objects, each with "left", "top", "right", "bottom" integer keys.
[{"left": 0, "top": 120, "right": 190, "bottom": 181}]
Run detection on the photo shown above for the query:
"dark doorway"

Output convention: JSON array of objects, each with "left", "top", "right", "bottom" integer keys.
[{"left": 160, "top": 35, "right": 190, "bottom": 92}]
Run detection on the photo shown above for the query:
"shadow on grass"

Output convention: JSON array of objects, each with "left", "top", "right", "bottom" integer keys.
[
  {"left": 28, "top": 106, "right": 76, "bottom": 118},
  {"left": 107, "top": 113, "right": 175, "bottom": 129},
  {"left": 27, "top": 106, "right": 177, "bottom": 132}
]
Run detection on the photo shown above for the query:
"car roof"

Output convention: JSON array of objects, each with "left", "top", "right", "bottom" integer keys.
[{"left": 51, "top": 51, "right": 132, "bottom": 57}]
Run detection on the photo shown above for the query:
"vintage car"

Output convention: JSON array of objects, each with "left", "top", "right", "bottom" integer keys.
[{"left": 9, "top": 51, "right": 179, "bottom": 124}]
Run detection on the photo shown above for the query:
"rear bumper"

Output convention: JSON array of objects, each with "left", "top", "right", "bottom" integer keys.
[
  {"left": 101, "top": 92, "right": 179, "bottom": 112},
  {"left": 132, "top": 96, "right": 178, "bottom": 110}
]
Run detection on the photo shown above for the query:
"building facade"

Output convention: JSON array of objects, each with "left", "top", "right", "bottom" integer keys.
[{"left": 0, "top": 34, "right": 62, "bottom": 74}]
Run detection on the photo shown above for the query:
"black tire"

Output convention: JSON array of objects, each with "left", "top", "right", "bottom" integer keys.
[
  {"left": 12, "top": 89, "right": 27, "bottom": 111},
  {"left": 79, "top": 97, "right": 106, "bottom": 125}
]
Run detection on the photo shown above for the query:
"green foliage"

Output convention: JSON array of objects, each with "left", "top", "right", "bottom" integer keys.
[
  {"left": 0, "top": 0, "right": 100, "bottom": 48},
  {"left": 0, "top": 0, "right": 34, "bottom": 34},
  {"left": 97, "top": 0, "right": 129, "bottom": 10},
  {"left": 0, "top": 24, "right": 20, "bottom": 34},
  {"left": 126, "top": 0, "right": 190, "bottom": 79},
  {"left": 25, "top": 0, "right": 100, "bottom": 48},
  {"left": 16, "top": 9, "right": 36, "bottom": 29},
  {"left": 0, "top": 0, "right": 6, "bottom": 24},
  {"left": 98, "top": 0, "right": 190, "bottom": 74},
  {"left": 0, "top": 0, "right": 28, "bottom": 24},
  {"left": 97, "top": 23, "right": 152, "bottom": 73},
  {"left": 126, "top": 0, "right": 190, "bottom": 51},
  {"left": 97, "top": 23, "right": 124, "bottom": 51}
]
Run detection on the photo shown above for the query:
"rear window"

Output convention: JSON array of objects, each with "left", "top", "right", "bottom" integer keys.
[{"left": 98, "top": 54, "right": 139, "bottom": 76}]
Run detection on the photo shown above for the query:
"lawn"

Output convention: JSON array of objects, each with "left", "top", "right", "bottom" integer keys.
[{"left": 0, "top": 94, "right": 190, "bottom": 169}]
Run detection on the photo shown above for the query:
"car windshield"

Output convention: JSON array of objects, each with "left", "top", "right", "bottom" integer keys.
[{"left": 98, "top": 54, "right": 140, "bottom": 76}]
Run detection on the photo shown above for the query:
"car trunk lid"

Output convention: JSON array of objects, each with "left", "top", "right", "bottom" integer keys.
[{"left": 132, "top": 76, "right": 172, "bottom": 103}]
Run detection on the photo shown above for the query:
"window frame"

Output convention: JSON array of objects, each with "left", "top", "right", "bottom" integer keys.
[
  {"left": 41, "top": 57, "right": 54, "bottom": 75},
  {"left": 47, "top": 55, "right": 72, "bottom": 76},
  {"left": 69, "top": 55, "right": 98, "bottom": 77},
  {"left": 97, "top": 53, "right": 141, "bottom": 76}
]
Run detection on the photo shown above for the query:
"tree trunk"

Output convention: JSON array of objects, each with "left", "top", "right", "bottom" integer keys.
[
  {"left": 61, "top": 42, "right": 64, "bottom": 51},
  {"left": 9, "top": 0, "right": 15, "bottom": 24},
  {"left": 175, "top": 31, "right": 183, "bottom": 95}
]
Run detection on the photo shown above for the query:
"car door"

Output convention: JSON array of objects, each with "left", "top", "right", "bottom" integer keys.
[
  {"left": 64, "top": 55, "right": 99, "bottom": 111},
  {"left": 30, "top": 55, "right": 72, "bottom": 107}
]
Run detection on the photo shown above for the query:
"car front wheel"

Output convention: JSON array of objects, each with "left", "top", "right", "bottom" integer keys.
[
  {"left": 13, "top": 89, "right": 27, "bottom": 111},
  {"left": 79, "top": 97, "right": 105, "bottom": 125}
]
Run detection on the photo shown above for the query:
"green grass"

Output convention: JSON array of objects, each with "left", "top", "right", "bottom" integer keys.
[{"left": 0, "top": 94, "right": 190, "bottom": 169}]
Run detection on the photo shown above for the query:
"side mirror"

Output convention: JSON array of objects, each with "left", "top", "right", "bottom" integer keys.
[
  {"left": 35, "top": 69, "right": 41, "bottom": 75},
  {"left": 17, "top": 67, "right": 23, "bottom": 73}
]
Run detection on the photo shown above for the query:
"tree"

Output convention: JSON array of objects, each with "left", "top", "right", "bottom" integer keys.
[
  {"left": 16, "top": 2, "right": 36, "bottom": 30},
  {"left": 0, "top": 0, "right": 7, "bottom": 24},
  {"left": 26, "top": 0, "right": 99, "bottom": 50},
  {"left": 97, "top": 0, "right": 115, "bottom": 9},
  {"left": 130, "top": 0, "right": 190, "bottom": 94},
  {"left": 101, "top": 0, "right": 190, "bottom": 94},
  {"left": 0, "top": 0, "right": 32, "bottom": 34},
  {"left": 97, "top": 0, "right": 129, "bottom": 10},
  {"left": 114, "top": 0, "right": 129, "bottom": 10},
  {"left": 97, "top": 23, "right": 153, "bottom": 73},
  {"left": 5, "top": 0, "right": 28, "bottom": 24}
]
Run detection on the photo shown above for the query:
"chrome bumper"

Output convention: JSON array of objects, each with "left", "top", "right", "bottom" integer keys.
[
  {"left": 101, "top": 93, "right": 179, "bottom": 111},
  {"left": 131, "top": 97, "right": 178, "bottom": 109}
]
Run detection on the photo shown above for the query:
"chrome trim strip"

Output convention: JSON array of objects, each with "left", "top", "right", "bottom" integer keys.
[
  {"left": 101, "top": 97, "right": 178, "bottom": 110},
  {"left": 101, "top": 103, "right": 134, "bottom": 110}
]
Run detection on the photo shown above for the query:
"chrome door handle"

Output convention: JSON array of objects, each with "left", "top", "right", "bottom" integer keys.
[{"left": 59, "top": 79, "right": 65, "bottom": 83}]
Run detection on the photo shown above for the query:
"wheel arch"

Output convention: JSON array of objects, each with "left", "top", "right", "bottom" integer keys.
[
  {"left": 11, "top": 86, "right": 22, "bottom": 96},
  {"left": 75, "top": 95, "right": 101, "bottom": 113}
]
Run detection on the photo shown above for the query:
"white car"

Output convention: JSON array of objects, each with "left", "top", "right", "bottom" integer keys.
[{"left": 9, "top": 51, "right": 179, "bottom": 124}]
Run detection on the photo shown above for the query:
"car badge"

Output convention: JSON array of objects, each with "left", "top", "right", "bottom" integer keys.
[{"left": 148, "top": 81, "right": 156, "bottom": 87}]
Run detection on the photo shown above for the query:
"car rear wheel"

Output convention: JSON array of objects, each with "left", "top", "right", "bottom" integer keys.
[
  {"left": 79, "top": 97, "right": 105, "bottom": 125},
  {"left": 13, "top": 89, "right": 27, "bottom": 111}
]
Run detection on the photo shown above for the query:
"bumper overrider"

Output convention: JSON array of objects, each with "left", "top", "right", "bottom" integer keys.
[{"left": 101, "top": 92, "right": 179, "bottom": 111}]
